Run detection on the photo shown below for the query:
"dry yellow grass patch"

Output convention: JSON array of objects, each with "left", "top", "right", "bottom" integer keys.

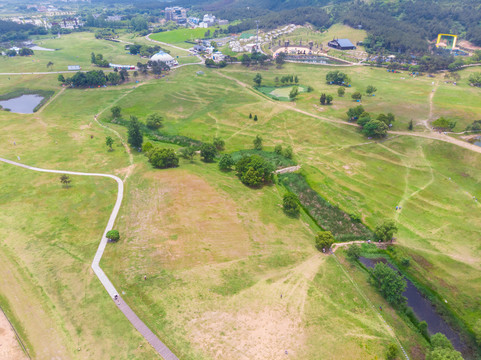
[{"left": 123, "top": 169, "right": 252, "bottom": 270}]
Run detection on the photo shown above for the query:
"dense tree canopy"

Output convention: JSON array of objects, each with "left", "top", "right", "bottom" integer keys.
[
  {"left": 235, "top": 155, "right": 274, "bottom": 187},
  {"left": 370, "top": 262, "right": 406, "bottom": 306},
  {"left": 326, "top": 70, "right": 350, "bottom": 85},
  {"left": 147, "top": 147, "right": 179, "bottom": 169}
]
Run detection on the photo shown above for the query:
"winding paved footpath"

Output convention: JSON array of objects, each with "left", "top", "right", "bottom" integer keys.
[{"left": 0, "top": 157, "right": 178, "bottom": 360}]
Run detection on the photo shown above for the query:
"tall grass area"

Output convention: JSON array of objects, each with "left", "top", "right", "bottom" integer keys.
[{"left": 279, "top": 172, "right": 373, "bottom": 241}]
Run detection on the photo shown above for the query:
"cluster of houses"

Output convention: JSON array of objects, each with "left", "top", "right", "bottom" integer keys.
[
  {"left": 6, "top": 14, "right": 83, "bottom": 30},
  {"left": 164, "top": 7, "right": 228, "bottom": 28},
  {"left": 228, "top": 24, "right": 298, "bottom": 53}
]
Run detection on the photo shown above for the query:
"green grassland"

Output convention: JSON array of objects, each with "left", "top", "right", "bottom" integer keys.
[
  {"left": 0, "top": 32, "right": 143, "bottom": 73},
  {"left": 1, "top": 44, "right": 481, "bottom": 360},
  {"left": 149, "top": 26, "right": 229, "bottom": 49}
]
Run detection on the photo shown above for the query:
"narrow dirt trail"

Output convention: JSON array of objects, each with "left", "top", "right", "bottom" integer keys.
[
  {"left": 36, "top": 87, "right": 65, "bottom": 114},
  {"left": 395, "top": 145, "right": 435, "bottom": 221}
]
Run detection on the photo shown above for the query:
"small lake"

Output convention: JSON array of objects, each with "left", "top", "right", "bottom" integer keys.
[
  {"left": 473, "top": 137, "right": 481, "bottom": 147},
  {"left": 0, "top": 94, "right": 44, "bottom": 114},
  {"left": 359, "top": 257, "right": 466, "bottom": 353}
]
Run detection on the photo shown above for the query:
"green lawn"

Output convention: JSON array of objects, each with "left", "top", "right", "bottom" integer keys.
[{"left": 0, "top": 32, "right": 144, "bottom": 73}]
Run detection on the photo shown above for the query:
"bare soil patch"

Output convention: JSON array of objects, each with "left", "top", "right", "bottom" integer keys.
[{"left": 0, "top": 311, "right": 27, "bottom": 360}]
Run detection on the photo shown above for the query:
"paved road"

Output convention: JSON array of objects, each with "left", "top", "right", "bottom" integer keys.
[{"left": 0, "top": 157, "right": 178, "bottom": 360}]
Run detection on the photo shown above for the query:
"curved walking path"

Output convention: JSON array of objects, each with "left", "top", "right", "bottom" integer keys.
[{"left": 0, "top": 157, "right": 178, "bottom": 360}]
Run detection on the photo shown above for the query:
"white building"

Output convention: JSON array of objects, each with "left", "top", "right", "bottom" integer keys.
[{"left": 150, "top": 51, "right": 178, "bottom": 67}]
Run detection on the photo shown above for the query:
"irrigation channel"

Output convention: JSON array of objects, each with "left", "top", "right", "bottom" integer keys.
[{"left": 358, "top": 257, "right": 468, "bottom": 355}]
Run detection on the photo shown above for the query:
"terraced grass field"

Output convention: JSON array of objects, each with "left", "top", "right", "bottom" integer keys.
[{"left": 1, "top": 36, "right": 481, "bottom": 359}]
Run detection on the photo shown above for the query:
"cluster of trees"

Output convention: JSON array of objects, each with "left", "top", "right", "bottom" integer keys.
[
  {"left": 274, "top": 144, "right": 293, "bottom": 159},
  {"left": 319, "top": 93, "right": 333, "bottom": 105},
  {"left": 128, "top": 44, "right": 162, "bottom": 57},
  {"left": 59, "top": 70, "right": 126, "bottom": 87},
  {"left": 205, "top": 59, "right": 227, "bottom": 68},
  {"left": 343, "top": 0, "right": 481, "bottom": 57},
  {"left": 469, "top": 73, "right": 481, "bottom": 87},
  {"left": 370, "top": 262, "right": 407, "bottom": 306},
  {"left": 426, "top": 333, "right": 463, "bottom": 360},
  {"left": 432, "top": 117, "right": 456, "bottom": 131},
  {"left": 278, "top": 74, "right": 299, "bottom": 85},
  {"left": 466, "top": 120, "right": 481, "bottom": 132},
  {"left": 3, "top": 47, "right": 34, "bottom": 57},
  {"left": 347, "top": 106, "right": 395, "bottom": 138},
  {"left": 326, "top": 70, "right": 350, "bottom": 86},
  {"left": 91, "top": 52, "right": 110, "bottom": 67},
  {"left": 94, "top": 29, "right": 116, "bottom": 39},
  {"left": 0, "top": 19, "right": 46, "bottom": 42},
  {"left": 236, "top": 154, "right": 274, "bottom": 187},
  {"left": 241, "top": 51, "right": 272, "bottom": 67}
]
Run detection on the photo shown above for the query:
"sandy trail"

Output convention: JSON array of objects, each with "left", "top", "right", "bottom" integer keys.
[{"left": 0, "top": 310, "right": 28, "bottom": 360}]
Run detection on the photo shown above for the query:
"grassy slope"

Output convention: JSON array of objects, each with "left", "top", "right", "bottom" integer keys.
[
  {"left": 0, "top": 74, "right": 157, "bottom": 359},
  {"left": 0, "top": 32, "right": 143, "bottom": 73},
  {"left": 1, "top": 45, "right": 481, "bottom": 359},
  {"left": 102, "top": 64, "right": 481, "bottom": 355}
]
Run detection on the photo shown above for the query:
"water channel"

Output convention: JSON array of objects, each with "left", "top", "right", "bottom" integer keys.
[{"left": 358, "top": 256, "right": 467, "bottom": 353}]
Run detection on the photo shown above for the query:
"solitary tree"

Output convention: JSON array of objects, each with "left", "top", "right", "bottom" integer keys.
[
  {"left": 105, "top": 136, "right": 114, "bottom": 151},
  {"left": 337, "top": 87, "right": 345, "bottom": 97},
  {"left": 218, "top": 154, "right": 234, "bottom": 171},
  {"left": 253, "top": 135, "right": 263, "bottom": 150},
  {"left": 320, "top": 93, "right": 327, "bottom": 105},
  {"left": 200, "top": 143, "right": 217, "bottom": 162},
  {"left": 58, "top": 74, "right": 65, "bottom": 83},
  {"left": 366, "top": 85, "right": 377, "bottom": 96},
  {"left": 146, "top": 113, "right": 163, "bottom": 130},
  {"left": 283, "top": 192, "right": 300, "bottom": 217},
  {"left": 60, "top": 174, "right": 71, "bottom": 188},
  {"left": 315, "top": 231, "right": 335, "bottom": 252},
  {"left": 179, "top": 146, "right": 195, "bottom": 160},
  {"left": 351, "top": 91, "right": 362, "bottom": 101},
  {"left": 375, "top": 219, "right": 398, "bottom": 242},
  {"left": 111, "top": 105, "right": 121, "bottom": 119},
  {"left": 275, "top": 52, "right": 286, "bottom": 68},
  {"left": 294, "top": 75, "right": 299, "bottom": 84},
  {"left": 106, "top": 229, "right": 120, "bottom": 242},
  {"left": 254, "top": 114, "right": 258, "bottom": 121},
  {"left": 326, "top": 94, "right": 333, "bottom": 105},
  {"left": 253, "top": 73, "right": 262, "bottom": 87},
  {"left": 249, "top": 113, "right": 252, "bottom": 119},
  {"left": 289, "top": 86, "right": 299, "bottom": 101},
  {"left": 147, "top": 147, "right": 179, "bottom": 168},
  {"left": 213, "top": 136, "right": 225, "bottom": 151},
  {"left": 283, "top": 145, "right": 293, "bottom": 159},
  {"left": 47, "top": 61, "right": 54, "bottom": 69},
  {"left": 386, "top": 343, "right": 399, "bottom": 360},
  {"left": 408, "top": 119, "right": 414, "bottom": 130},
  {"left": 127, "top": 116, "right": 143, "bottom": 149}
]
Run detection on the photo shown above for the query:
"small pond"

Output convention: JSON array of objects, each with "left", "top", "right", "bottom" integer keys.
[
  {"left": 359, "top": 257, "right": 467, "bottom": 353},
  {"left": 473, "top": 137, "right": 481, "bottom": 147},
  {"left": 0, "top": 94, "right": 44, "bottom": 114}
]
